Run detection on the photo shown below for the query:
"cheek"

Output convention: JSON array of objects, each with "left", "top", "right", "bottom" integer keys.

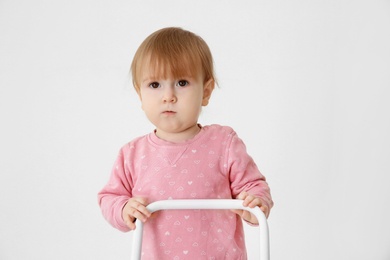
[
  {"left": 139, "top": 95, "right": 151, "bottom": 111},
  {"left": 139, "top": 91, "right": 156, "bottom": 110},
  {"left": 141, "top": 99, "right": 153, "bottom": 112},
  {"left": 191, "top": 89, "right": 204, "bottom": 103},
  {"left": 187, "top": 97, "right": 204, "bottom": 115}
]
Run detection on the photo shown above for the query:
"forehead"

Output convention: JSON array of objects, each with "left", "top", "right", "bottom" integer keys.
[{"left": 139, "top": 54, "right": 202, "bottom": 81}]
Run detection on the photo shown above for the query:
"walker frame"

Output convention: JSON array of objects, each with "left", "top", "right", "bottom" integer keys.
[{"left": 130, "top": 199, "right": 270, "bottom": 260}]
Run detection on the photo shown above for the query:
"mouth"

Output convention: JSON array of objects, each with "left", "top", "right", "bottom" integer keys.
[{"left": 162, "top": 110, "right": 176, "bottom": 115}]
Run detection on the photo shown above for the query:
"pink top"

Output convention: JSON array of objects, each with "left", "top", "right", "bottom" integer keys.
[{"left": 98, "top": 124, "right": 273, "bottom": 259}]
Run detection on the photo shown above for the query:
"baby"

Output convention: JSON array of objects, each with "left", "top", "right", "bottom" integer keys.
[{"left": 98, "top": 27, "right": 273, "bottom": 259}]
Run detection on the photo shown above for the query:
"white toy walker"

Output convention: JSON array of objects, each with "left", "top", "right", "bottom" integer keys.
[{"left": 130, "top": 199, "right": 270, "bottom": 260}]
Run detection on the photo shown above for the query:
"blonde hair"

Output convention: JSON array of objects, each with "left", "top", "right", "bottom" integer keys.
[{"left": 130, "top": 27, "right": 216, "bottom": 91}]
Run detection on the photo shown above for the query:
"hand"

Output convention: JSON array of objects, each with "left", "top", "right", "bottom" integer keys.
[
  {"left": 122, "top": 197, "right": 151, "bottom": 230},
  {"left": 232, "top": 191, "right": 269, "bottom": 224}
]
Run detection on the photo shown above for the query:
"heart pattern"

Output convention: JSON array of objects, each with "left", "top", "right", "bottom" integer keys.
[{"left": 106, "top": 125, "right": 270, "bottom": 259}]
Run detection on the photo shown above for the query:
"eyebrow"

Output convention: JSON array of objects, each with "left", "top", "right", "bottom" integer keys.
[
  {"left": 141, "top": 75, "right": 195, "bottom": 84},
  {"left": 141, "top": 76, "right": 164, "bottom": 85}
]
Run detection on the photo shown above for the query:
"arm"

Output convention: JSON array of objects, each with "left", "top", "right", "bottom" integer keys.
[
  {"left": 226, "top": 132, "right": 273, "bottom": 222},
  {"left": 98, "top": 148, "right": 152, "bottom": 231}
]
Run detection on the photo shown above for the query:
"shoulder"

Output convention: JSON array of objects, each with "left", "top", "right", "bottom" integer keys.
[
  {"left": 202, "top": 124, "right": 236, "bottom": 135},
  {"left": 200, "top": 124, "right": 239, "bottom": 144},
  {"left": 117, "top": 133, "right": 151, "bottom": 156}
]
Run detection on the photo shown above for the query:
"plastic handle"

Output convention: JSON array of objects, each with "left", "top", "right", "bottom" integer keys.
[{"left": 130, "top": 199, "right": 269, "bottom": 260}]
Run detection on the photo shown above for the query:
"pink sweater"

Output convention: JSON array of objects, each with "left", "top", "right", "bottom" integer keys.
[{"left": 98, "top": 124, "right": 273, "bottom": 259}]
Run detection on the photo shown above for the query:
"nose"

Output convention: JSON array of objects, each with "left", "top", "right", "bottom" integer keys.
[{"left": 162, "top": 86, "right": 177, "bottom": 103}]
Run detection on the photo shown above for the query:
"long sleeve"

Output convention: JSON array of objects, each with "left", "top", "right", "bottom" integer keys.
[
  {"left": 226, "top": 131, "right": 273, "bottom": 217},
  {"left": 98, "top": 148, "right": 133, "bottom": 232}
]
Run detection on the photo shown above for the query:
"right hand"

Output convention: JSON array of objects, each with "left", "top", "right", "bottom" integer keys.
[{"left": 122, "top": 197, "right": 151, "bottom": 230}]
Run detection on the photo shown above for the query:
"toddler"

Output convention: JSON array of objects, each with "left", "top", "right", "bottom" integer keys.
[{"left": 98, "top": 27, "right": 273, "bottom": 259}]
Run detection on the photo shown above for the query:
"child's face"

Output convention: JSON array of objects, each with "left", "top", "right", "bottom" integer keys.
[{"left": 138, "top": 65, "right": 213, "bottom": 142}]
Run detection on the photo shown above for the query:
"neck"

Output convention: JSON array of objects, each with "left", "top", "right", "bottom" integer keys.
[{"left": 155, "top": 124, "right": 201, "bottom": 143}]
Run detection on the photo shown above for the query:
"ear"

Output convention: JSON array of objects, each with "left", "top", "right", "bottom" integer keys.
[{"left": 202, "top": 79, "right": 215, "bottom": 106}]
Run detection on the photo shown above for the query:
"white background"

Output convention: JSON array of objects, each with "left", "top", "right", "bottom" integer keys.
[{"left": 1, "top": 0, "right": 389, "bottom": 259}]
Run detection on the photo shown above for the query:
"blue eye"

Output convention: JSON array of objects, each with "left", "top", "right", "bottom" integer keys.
[
  {"left": 177, "top": 80, "right": 188, "bottom": 87},
  {"left": 149, "top": 82, "right": 160, "bottom": 89}
]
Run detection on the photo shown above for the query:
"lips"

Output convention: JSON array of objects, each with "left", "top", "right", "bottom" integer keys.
[{"left": 162, "top": 110, "right": 176, "bottom": 115}]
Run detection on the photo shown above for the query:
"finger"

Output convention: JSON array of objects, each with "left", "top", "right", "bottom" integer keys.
[
  {"left": 231, "top": 209, "right": 244, "bottom": 217},
  {"left": 236, "top": 191, "right": 248, "bottom": 200},
  {"left": 247, "top": 197, "right": 262, "bottom": 208},
  {"left": 242, "top": 210, "right": 258, "bottom": 225},
  {"left": 129, "top": 206, "right": 150, "bottom": 222},
  {"left": 123, "top": 213, "right": 136, "bottom": 230},
  {"left": 136, "top": 202, "right": 152, "bottom": 217},
  {"left": 243, "top": 194, "right": 256, "bottom": 207},
  {"left": 134, "top": 197, "right": 148, "bottom": 206},
  {"left": 129, "top": 200, "right": 151, "bottom": 218},
  {"left": 260, "top": 205, "right": 269, "bottom": 218}
]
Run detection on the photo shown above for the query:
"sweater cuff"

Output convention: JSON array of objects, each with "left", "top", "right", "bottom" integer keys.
[{"left": 115, "top": 199, "right": 131, "bottom": 232}]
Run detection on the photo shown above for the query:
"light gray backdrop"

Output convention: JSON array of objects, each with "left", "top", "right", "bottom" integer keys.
[{"left": 1, "top": 0, "right": 389, "bottom": 259}]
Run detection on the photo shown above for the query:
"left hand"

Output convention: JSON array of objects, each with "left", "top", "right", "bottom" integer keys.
[{"left": 232, "top": 191, "right": 270, "bottom": 224}]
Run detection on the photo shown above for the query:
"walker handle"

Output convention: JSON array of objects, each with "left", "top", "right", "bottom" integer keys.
[{"left": 130, "top": 199, "right": 269, "bottom": 260}]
